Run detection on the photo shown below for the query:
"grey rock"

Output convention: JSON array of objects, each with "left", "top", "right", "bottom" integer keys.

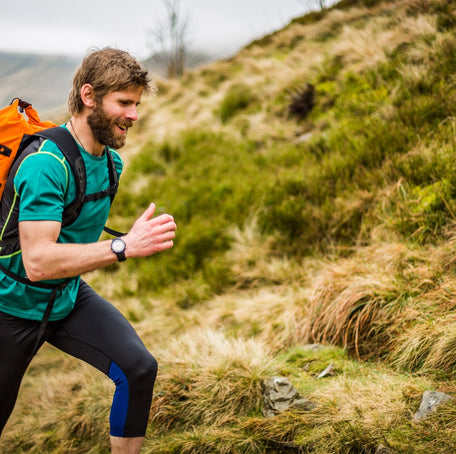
[
  {"left": 413, "top": 390, "right": 454, "bottom": 421},
  {"left": 262, "top": 376, "right": 317, "bottom": 418},
  {"left": 296, "top": 132, "right": 314, "bottom": 143},
  {"left": 375, "top": 444, "right": 395, "bottom": 453},
  {"left": 317, "top": 362, "right": 335, "bottom": 379},
  {"left": 302, "top": 343, "right": 326, "bottom": 352}
]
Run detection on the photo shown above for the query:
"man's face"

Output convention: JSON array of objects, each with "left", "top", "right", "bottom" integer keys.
[{"left": 87, "top": 87, "right": 143, "bottom": 149}]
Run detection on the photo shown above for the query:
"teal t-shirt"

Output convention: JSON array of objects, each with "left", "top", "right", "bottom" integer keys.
[{"left": 0, "top": 126, "right": 123, "bottom": 321}]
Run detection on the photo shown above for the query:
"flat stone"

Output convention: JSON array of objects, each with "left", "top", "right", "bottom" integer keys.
[
  {"left": 317, "top": 362, "right": 335, "bottom": 379},
  {"left": 375, "top": 444, "right": 395, "bottom": 453},
  {"left": 413, "top": 390, "right": 454, "bottom": 421},
  {"left": 262, "top": 376, "right": 317, "bottom": 417}
]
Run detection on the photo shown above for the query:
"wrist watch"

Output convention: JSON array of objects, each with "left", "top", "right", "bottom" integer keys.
[{"left": 111, "top": 238, "right": 127, "bottom": 262}]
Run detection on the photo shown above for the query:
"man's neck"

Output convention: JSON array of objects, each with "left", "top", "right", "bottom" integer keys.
[{"left": 68, "top": 117, "right": 104, "bottom": 157}]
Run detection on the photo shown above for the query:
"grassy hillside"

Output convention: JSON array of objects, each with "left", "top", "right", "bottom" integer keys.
[{"left": 3, "top": 0, "right": 456, "bottom": 452}]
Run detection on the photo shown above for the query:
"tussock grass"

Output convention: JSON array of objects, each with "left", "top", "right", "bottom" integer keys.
[
  {"left": 298, "top": 242, "right": 424, "bottom": 358},
  {"left": 150, "top": 330, "right": 274, "bottom": 430},
  {"left": 392, "top": 321, "right": 456, "bottom": 376},
  {"left": 6, "top": 0, "right": 456, "bottom": 452}
]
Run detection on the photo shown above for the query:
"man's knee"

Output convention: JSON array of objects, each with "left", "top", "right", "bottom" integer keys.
[
  {"left": 128, "top": 351, "right": 158, "bottom": 391},
  {"left": 138, "top": 353, "right": 158, "bottom": 382}
]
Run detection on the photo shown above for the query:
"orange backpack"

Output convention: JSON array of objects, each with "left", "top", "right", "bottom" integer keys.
[{"left": 0, "top": 98, "right": 56, "bottom": 199}]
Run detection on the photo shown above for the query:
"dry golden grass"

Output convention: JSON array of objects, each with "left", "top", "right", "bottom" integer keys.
[
  {"left": 5, "top": 0, "right": 456, "bottom": 452},
  {"left": 294, "top": 243, "right": 417, "bottom": 357},
  {"left": 225, "top": 218, "right": 303, "bottom": 286},
  {"left": 392, "top": 320, "right": 456, "bottom": 375},
  {"left": 124, "top": 0, "right": 443, "bottom": 157},
  {"left": 188, "top": 286, "right": 306, "bottom": 353},
  {"left": 3, "top": 357, "right": 112, "bottom": 453},
  {"left": 150, "top": 329, "right": 274, "bottom": 430},
  {"left": 329, "top": 11, "right": 437, "bottom": 71}
]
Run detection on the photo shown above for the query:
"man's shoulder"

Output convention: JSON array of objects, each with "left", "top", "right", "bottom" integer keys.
[
  {"left": 15, "top": 138, "right": 70, "bottom": 187},
  {"left": 107, "top": 147, "right": 124, "bottom": 174},
  {"left": 18, "top": 140, "right": 68, "bottom": 175},
  {"left": 107, "top": 147, "right": 122, "bottom": 161}
]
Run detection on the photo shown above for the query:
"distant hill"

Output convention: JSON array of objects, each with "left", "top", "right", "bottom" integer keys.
[{"left": 0, "top": 52, "right": 80, "bottom": 115}]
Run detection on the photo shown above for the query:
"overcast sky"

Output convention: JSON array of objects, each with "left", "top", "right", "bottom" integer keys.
[{"left": 0, "top": 0, "right": 337, "bottom": 60}]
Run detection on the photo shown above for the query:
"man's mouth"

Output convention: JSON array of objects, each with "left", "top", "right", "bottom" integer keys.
[{"left": 116, "top": 120, "right": 133, "bottom": 134}]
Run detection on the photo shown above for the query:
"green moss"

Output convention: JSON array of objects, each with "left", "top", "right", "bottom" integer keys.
[{"left": 216, "top": 83, "right": 257, "bottom": 123}]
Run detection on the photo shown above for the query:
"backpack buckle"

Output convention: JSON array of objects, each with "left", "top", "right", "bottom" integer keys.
[{"left": 10, "top": 98, "right": 31, "bottom": 113}]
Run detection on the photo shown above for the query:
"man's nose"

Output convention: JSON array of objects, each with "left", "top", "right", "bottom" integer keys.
[{"left": 126, "top": 105, "right": 138, "bottom": 121}]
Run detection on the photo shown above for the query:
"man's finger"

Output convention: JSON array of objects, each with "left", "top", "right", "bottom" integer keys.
[
  {"left": 149, "top": 215, "right": 176, "bottom": 227},
  {"left": 138, "top": 203, "right": 156, "bottom": 222}
]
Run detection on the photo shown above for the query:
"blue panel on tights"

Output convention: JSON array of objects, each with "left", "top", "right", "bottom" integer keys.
[{"left": 108, "top": 361, "right": 129, "bottom": 437}]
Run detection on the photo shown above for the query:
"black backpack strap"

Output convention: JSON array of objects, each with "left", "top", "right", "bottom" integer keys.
[
  {"left": 84, "top": 148, "right": 119, "bottom": 203},
  {"left": 101, "top": 150, "right": 124, "bottom": 236},
  {"left": 103, "top": 225, "right": 124, "bottom": 237},
  {"left": 106, "top": 148, "right": 119, "bottom": 205},
  {"left": 35, "top": 128, "right": 124, "bottom": 236},
  {"left": 34, "top": 127, "right": 86, "bottom": 227}
]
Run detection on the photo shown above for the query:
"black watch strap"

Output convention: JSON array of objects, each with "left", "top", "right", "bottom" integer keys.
[{"left": 111, "top": 238, "right": 127, "bottom": 262}]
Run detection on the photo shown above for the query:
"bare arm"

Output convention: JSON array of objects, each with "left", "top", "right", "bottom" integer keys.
[{"left": 20, "top": 203, "right": 176, "bottom": 282}]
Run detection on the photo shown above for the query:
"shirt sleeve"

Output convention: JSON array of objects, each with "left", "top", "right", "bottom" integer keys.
[{"left": 14, "top": 149, "right": 69, "bottom": 222}]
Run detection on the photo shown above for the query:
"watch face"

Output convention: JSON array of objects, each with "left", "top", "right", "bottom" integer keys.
[{"left": 112, "top": 238, "right": 125, "bottom": 253}]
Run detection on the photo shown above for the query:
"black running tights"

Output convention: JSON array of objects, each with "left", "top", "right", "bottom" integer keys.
[{"left": 0, "top": 280, "right": 158, "bottom": 438}]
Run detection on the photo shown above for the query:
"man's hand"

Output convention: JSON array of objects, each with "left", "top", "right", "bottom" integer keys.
[{"left": 123, "top": 203, "right": 177, "bottom": 259}]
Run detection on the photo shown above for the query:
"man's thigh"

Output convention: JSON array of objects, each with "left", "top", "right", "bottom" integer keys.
[
  {"left": 0, "top": 311, "right": 40, "bottom": 433},
  {"left": 47, "top": 280, "right": 151, "bottom": 375},
  {"left": 0, "top": 310, "right": 39, "bottom": 376}
]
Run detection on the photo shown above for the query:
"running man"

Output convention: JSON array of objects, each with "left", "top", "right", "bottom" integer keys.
[{"left": 0, "top": 47, "right": 177, "bottom": 454}]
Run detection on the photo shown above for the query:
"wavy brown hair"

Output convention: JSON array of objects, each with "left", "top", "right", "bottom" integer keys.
[{"left": 68, "top": 47, "right": 152, "bottom": 114}]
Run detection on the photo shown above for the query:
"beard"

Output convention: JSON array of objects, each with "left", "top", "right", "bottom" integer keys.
[{"left": 87, "top": 103, "right": 133, "bottom": 149}]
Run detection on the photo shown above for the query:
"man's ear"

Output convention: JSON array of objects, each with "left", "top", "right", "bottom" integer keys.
[{"left": 80, "top": 84, "right": 96, "bottom": 108}]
